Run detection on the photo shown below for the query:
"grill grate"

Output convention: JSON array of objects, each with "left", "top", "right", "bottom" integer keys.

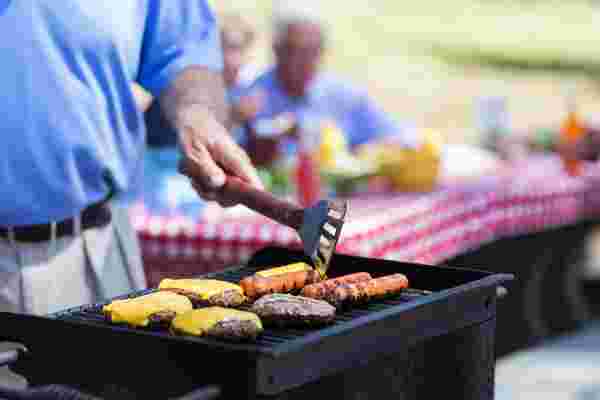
[{"left": 49, "top": 265, "right": 433, "bottom": 350}]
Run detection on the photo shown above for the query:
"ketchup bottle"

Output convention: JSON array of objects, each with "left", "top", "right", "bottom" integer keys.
[
  {"left": 295, "top": 113, "right": 322, "bottom": 207},
  {"left": 559, "top": 92, "right": 585, "bottom": 176}
]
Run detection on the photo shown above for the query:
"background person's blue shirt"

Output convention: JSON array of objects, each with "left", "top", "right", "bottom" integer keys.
[
  {"left": 236, "top": 68, "right": 416, "bottom": 157},
  {"left": 0, "top": 0, "right": 222, "bottom": 226}
]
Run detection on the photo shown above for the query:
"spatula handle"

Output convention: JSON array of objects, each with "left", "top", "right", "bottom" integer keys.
[{"left": 222, "top": 177, "right": 304, "bottom": 231}]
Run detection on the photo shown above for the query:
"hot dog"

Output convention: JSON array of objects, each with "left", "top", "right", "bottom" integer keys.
[
  {"left": 240, "top": 269, "right": 322, "bottom": 300},
  {"left": 300, "top": 272, "right": 373, "bottom": 300},
  {"left": 328, "top": 273, "right": 409, "bottom": 307}
]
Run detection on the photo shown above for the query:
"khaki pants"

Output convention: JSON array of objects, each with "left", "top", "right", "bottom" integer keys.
[{"left": 0, "top": 204, "right": 147, "bottom": 315}]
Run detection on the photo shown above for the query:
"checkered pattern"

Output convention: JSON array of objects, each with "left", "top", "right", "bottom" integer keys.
[{"left": 135, "top": 155, "right": 600, "bottom": 286}]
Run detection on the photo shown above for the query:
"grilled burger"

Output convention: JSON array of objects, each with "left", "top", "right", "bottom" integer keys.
[
  {"left": 102, "top": 291, "right": 193, "bottom": 329},
  {"left": 240, "top": 263, "right": 322, "bottom": 300},
  {"left": 250, "top": 294, "right": 336, "bottom": 327},
  {"left": 170, "top": 307, "right": 263, "bottom": 341},
  {"left": 158, "top": 279, "right": 246, "bottom": 308}
]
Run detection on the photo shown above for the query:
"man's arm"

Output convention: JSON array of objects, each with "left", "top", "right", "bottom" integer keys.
[
  {"left": 159, "top": 66, "right": 262, "bottom": 204},
  {"left": 159, "top": 66, "right": 229, "bottom": 130},
  {"left": 136, "top": 0, "right": 261, "bottom": 205}
]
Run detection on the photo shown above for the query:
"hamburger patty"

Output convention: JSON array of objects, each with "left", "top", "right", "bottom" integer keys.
[
  {"left": 170, "top": 307, "right": 263, "bottom": 341},
  {"left": 250, "top": 294, "right": 336, "bottom": 327},
  {"left": 162, "top": 288, "right": 246, "bottom": 308},
  {"left": 206, "top": 318, "right": 263, "bottom": 340}
]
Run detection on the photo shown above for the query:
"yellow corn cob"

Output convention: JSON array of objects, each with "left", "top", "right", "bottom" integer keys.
[{"left": 255, "top": 262, "right": 313, "bottom": 278}]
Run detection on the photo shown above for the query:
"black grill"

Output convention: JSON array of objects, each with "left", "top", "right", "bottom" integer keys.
[
  {"left": 0, "top": 246, "right": 512, "bottom": 399},
  {"left": 51, "top": 267, "right": 432, "bottom": 352}
]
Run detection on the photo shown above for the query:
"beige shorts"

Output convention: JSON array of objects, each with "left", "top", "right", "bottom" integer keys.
[{"left": 0, "top": 204, "right": 146, "bottom": 315}]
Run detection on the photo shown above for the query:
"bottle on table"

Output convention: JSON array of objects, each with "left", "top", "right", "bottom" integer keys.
[
  {"left": 559, "top": 91, "right": 586, "bottom": 176},
  {"left": 295, "top": 112, "right": 322, "bottom": 207},
  {"left": 476, "top": 95, "right": 509, "bottom": 153}
]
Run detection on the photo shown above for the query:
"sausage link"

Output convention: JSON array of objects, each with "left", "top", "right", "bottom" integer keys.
[
  {"left": 240, "top": 270, "right": 322, "bottom": 299},
  {"left": 300, "top": 272, "right": 373, "bottom": 300},
  {"left": 329, "top": 273, "right": 409, "bottom": 306}
]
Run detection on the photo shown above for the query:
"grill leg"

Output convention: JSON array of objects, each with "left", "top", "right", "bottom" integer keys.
[{"left": 411, "top": 318, "right": 496, "bottom": 400}]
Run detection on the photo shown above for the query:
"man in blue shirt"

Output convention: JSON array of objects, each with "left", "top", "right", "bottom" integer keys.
[
  {"left": 237, "top": 7, "right": 416, "bottom": 167},
  {"left": 0, "top": 1, "right": 261, "bottom": 314}
]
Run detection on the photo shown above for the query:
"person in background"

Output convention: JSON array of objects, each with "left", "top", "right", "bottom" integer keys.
[
  {"left": 220, "top": 14, "right": 266, "bottom": 146},
  {"left": 0, "top": 1, "right": 261, "bottom": 315},
  {"left": 236, "top": 5, "right": 417, "bottom": 168},
  {"left": 220, "top": 14, "right": 263, "bottom": 108}
]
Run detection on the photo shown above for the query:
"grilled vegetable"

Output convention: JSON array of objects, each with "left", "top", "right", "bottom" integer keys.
[
  {"left": 158, "top": 279, "right": 246, "bottom": 308},
  {"left": 250, "top": 294, "right": 336, "bottom": 327},
  {"left": 102, "top": 291, "right": 193, "bottom": 329},
  {"left": 240, "top": 268, "right": 322, "bottom": 300},
  {"left": 170, "top": 307, "right": 263, "bottom": 340},
  {"left": 255, "top": 262, "right": 313, "bottom": 278},
  {"left": 300, "top": 272, "right": 373, "bottom": 300},
  {"left": 328, "top": 274, "right": 409, "bottom": 308}
]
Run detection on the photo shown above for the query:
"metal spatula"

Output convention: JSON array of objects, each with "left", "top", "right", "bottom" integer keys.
[{"left": 220, "top": 177, "right": 347, "bottom": 277}]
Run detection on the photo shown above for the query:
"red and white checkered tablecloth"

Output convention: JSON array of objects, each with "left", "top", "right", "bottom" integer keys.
[{"left": 134, "top": 155, "right": 600, "bottom": 286}]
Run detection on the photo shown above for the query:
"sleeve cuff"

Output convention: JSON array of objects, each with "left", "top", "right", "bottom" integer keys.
[{"left": 141, "top": 43, "right": 224, "bottom": 98}]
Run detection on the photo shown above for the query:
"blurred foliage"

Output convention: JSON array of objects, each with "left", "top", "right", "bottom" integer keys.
[
  {"left": 209, "top": 0, "right": 600, "bottom": 145},
  {"left": 209, "top": 0, "right": 600, "bottom": 76}
]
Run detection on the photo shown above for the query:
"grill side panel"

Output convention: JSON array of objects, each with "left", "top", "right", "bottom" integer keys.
[{"left": 255, "top": 285, "right": 497, "bottom": 395}]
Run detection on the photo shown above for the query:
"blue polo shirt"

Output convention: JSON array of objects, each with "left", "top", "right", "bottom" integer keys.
[
  {"left": 0, "top": 0, "right": 222, "bottom": 226},
  {"left": 236, "top": 68, "right": 416, "bottom": 155}
]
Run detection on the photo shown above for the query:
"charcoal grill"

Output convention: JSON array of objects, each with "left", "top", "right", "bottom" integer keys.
[{"left": 0, "top": 247, "right": 512, "bottom": 400}]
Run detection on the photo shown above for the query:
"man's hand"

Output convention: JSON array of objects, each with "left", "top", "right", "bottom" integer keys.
[
  {"left": 159, "top": 66, "right": 263, "bottom": 206},
  {"left": 177, "top": 105, "right": 263, "bottom": 206}
]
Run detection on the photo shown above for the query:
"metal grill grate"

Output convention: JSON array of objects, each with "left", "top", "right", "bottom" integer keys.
[{"left": 49, "top": 265, "right": 432, "bottom": 350}]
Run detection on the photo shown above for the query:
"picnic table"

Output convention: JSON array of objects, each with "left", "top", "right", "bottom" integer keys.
[{"left": 132, "top": 154, "right": 600, "bottom": 356}]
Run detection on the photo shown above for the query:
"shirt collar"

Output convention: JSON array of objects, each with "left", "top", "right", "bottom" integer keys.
[{"left": 269, "top": 68, "right": 326, "bottom": 105}]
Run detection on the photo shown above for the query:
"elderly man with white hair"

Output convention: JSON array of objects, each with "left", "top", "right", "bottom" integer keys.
[{"left": 236, "top": 4, "right": 416, "bottom": 167}]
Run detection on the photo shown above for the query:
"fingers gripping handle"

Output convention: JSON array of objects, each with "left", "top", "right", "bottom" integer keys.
[
  {"left": 221, "top": 177, "right": 304, "bottom": 231},
  {"left": 178, "top": 160, "right": 304, "bottom": 230}
]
